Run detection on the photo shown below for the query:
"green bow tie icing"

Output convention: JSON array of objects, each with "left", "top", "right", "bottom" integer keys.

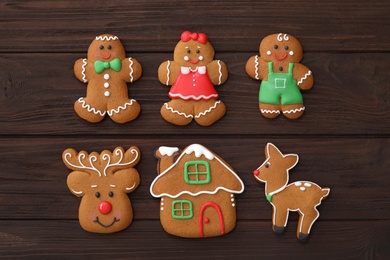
[
  {"left": 94, "top": 58, "right": 122, "bottom": 74},
  {"left": 266, "top": 194, "right": 273, "bottom": 202}
]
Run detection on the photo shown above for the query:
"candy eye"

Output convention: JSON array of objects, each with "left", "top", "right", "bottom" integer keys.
[
  {"left": 186, "top": 49, "right": 191, "bottom": 53},
  {"left": 108, "top": 191, "right": 114, "bottom": 197},
  {"left": 274, "top": 45, "right": 278, "bottom": 49},
  {"left": 196, "top": 49, "right": 200, "bottom": 54},
  {"left": 284, "top": 46, "right": 289, "bottom": 50},
  {"left": 265, "top": 162, "right": 271, "bottom": 168},
  {"left": 107, "top": 45, "right": 112, "bottom": 50},
  {"left": 95, "top": 192, "right": 101, "bottom": 198},
  {"left": 99, "top": 45, "right": 104, "bottom": 50}
]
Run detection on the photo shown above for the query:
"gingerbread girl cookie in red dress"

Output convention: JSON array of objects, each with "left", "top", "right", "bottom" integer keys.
[
  {"left": 74, "top": 34, "right": 142, "bottom": 123},
  {"left": 158, "top": 31, "right": 228, "bottom": 126}
]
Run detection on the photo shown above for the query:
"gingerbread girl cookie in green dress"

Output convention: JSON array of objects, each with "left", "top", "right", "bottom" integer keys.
[{"left": 246, "top": 33, "right": 313, "bottom": 119}]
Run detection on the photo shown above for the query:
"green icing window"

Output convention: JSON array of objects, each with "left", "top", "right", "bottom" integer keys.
[
  {"left": 172, "top": 200, "right": 193, "bottom": 219},
  {"left": 184, "top": 160, "right": 211, "bottom": 184}
]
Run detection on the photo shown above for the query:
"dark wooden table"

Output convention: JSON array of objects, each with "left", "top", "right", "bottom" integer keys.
[{"left": 1, "top": 0, "right": 389, "bottom": 258}]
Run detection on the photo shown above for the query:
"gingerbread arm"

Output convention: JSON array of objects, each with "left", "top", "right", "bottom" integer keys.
[
  {"left": 120, "top": 57, "right": 142, "bottom": 83},
  {"left": 293, "top": 63, "right": 313, "bottom": 90},
  {"left": 206, "top": 60, "right": 228, "bottom": 85},
  {"left": 74, "top": 58, "right": 93, "bottom": 83},
  {"left": 158, "top": 60, "right": 180, "bottom": 86},
  {"left": 245, "top": 55, "right": 269, "bottom": 81}
]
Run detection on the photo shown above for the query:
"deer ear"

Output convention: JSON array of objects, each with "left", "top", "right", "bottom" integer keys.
[
  {"left": 265, "top": 143, "right": 283, "bottom": 158},
  {"left": 67, "top": 171, "right": 91, "bottom": 197},
  {"left": 112, "top": 168, "right": 140, "bottom": 193},
  {"left": 283, "top": 154, "right": 299, "bottom": 170}
]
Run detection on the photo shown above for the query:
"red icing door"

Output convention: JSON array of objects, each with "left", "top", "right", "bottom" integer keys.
[{"left": 198, "top": 202, "right": 225, "bottom": 237}]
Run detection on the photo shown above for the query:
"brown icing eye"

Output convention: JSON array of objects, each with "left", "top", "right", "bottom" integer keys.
[
  {"left": 274, "top": 45, "right": 278, "bottom": 49},
  {"left": 196, "top": 50, "right": 200, "bottom": 53},
  {"left": 108, "top": 191, "right": 114, "bottom": 197},
  {"left": 284, "top": 46, "right": 289, "bottom": 50},
  {"left": 95, "top": 192, "right": 101, "bottom": 198},
  {"left": 107, "top": 45, "right": 112, "bottom": 50},
  {"left": 99, "top": 45, "right": 104, "bottom": 50},
  {"left": 186, "top": 49, "right": 191, "bottom": 53}
]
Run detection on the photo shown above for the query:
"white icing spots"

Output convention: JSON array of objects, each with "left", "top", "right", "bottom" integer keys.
[
  {"left": 266, "top": 50, "right": 271, "bottom": 56},
  {"left": 161, "top": 207, "right": 164, "bottom": 211},
  {"left": 104, "top": 82, "right": 109, "bottom": 88},
  {"left": 104, "top": 74, "right": 110, "bottom": 80},
  {"left": 110, "top": 184, "right": 116, "bottom": 188},
  {"left": 199, "top": 55, "right": 204, "bottom": 61},
  {"left": 184, "top": 56, "right": 189, "bottom": 61},
  {"left": 300, "top": 187, "right": 306, "bottom": 191},
  {"left": 294, "top": 182, "right": 302, "bottom": 186},
  {"left": 184, "top": 144, "right": 215, "bottom": 160},
  {"left": 304, "top": 183, "right": 312, "bottom": 187},
  {"left": 231, "top": 198, "right": 235, "bottom": 202},
  {"left": 91, "top": 185, "right": 98, "bottom": 188},
  {"left": 95, "top": 35, "right": 118, "bottom": 41},
  {"left": 289, "top": 51, "right": 294, "bottom": 56},
  {"left": 158, "top": 146, "right": 179, "bottom": 157},
  {"left": 104, "top": 91, "right": 110, "bottom": 97},
  {"left": 232, "top": 203, "right": 236, "bottom": 207}
]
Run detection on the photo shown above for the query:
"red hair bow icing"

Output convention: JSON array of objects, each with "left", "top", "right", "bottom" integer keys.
[{"left": 181, "top": 31, "right": 208, "bottom": 44}]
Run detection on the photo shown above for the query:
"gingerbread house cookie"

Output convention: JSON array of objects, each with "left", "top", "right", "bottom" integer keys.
[{"left": 150, "top": 144, "right": 244, "bottom": 238}]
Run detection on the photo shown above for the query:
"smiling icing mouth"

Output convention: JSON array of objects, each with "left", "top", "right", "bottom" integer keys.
[
  {"left": 273, "top": 53, "right": 288, "bottom": 61},
  {"left": 93, "top": 216, "right": 120, "bottom": 228},
  {"left": 101, "top": 54, "right": 111, "bottom": 59}
]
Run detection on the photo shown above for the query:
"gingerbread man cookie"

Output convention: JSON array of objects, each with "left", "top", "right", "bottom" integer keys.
[
  {"left": 246, "top": 33, "right": 313, "bottom": 119},
  {"left": 74, "top": 34, "right": 142, "bottom": 123},
  {"left": 62, "top": 146, "right": 141, "bottom": 233},
  {"left": 158, "top": 31, "right": 228, "bottom": 126}
]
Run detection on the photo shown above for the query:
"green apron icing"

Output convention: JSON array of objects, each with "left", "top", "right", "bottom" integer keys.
[{"left": 259, "top": 62, "right": 303, "bottom": 105}]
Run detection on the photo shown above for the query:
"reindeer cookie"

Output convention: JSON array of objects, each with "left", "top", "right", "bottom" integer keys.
[
  {"left": 246, "top": 33, "right": 313, "bottom": 119},
  {"left": 73, "top": 34, "right": 142, "bottom": 123},
  {"left": 158, "top": 31, "right": 228, "bottom": 126},
  {"left": 253, "top": 143, "right": 330, "bottom": 242},
  {"left": 62, "top": 146, "right": 141, "bottom": 233}
]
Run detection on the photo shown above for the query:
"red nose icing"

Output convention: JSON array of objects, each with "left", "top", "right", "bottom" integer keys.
[
  {"left": 98, "top": 201, "right": 112, "bottom": 215},
  {"left": 253, "top": 170, "right": 260, "bottom": 176}
]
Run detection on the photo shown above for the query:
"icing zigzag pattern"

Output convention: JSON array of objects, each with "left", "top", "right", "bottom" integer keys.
[
  {"left": 297, "top": 71, "right": 312, "bottom": 85},
  {"left": 107, "top": 100, "right": 137, "bottom": 116},
  {"left": 195, "top": 100, "right": 221, "bottom": 118},
  {"left": 95, "top": 35, "right": 118, "bottom": 41}
]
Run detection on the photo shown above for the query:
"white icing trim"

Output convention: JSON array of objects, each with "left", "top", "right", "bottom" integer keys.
[
  {"left": 71, "top": 188, "right": 83, "bottom": 195},
  {"left": 107, "top": 99, "right": 136, "bottom": 116},
  {"left": 110, "top": 184, "right": 116, "bottom": 188},
  {"left": 150, "top": 144, "right": 245, "bottom": 198},
  {"left": 184, "top": 144, "right": 214, "bottom": 160},
  {"left": 95, "top": 35, "right": 118, "bottom": 41},
  {"left": 81, "top": 58, "right": 88, "bottom": 83},
  {"left": 64, "top": 152, "right": 101, "bottom": 177},
  {"left": 217, "top": 60, "right": 222, "bottom": 85},
  {"left": 283, "top": 107, "right": 305, "bottom": 114},
  {"left": 168, "top": 93, "right": 219, "bottom": 100},
  {"left": 297, "top": 70, "right": 312, "bottom": 85},
  {"left": 163, "top": 103, "right": 193, "bottom": 118},
  {"left": 128, "top": 57, "right": 134, "bottom": 82},
  {"left": 91, "top": 185, "right": 98, "bottom": 188},
  {"left": 165, "top": 60, "right": 170, "bottom": 86},
  {"left": 194, "top": 100, "right": 221, "bottom": 118},
  {"left": 77, "top": 97, "right": 106, "bottom": 116},
  {"left": 125, "top": 182, "right": 137, "bottom": 191},
  {"left": 254, "top": 55, "right": 259, "bottom": 80},
  {"left": 102, "top": 148, "right": 139, "bottom": 177},
  {"left": 277, "top": 33, "right": 289, "bottom": 42},
  {"left": 261, "top": 109, "right": 280, "bottom": 114},
  {"left": 158, "top": 146, "right": 179, "bottom": 157}
]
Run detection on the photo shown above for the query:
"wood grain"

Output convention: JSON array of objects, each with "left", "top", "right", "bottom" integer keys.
[{"left": 0, "top": 0, "right": 389, "bottom": 258}]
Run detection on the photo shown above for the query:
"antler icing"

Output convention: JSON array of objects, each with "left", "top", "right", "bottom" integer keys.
[{"left": 63, "top": 147, "right": 140, "bottom": 177}]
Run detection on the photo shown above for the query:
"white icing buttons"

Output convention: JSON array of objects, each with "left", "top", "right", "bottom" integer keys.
[
  {"left": 104, "top": 91, "right": 110, "bottom": 97},
  {"left": 104, "top": 82, "right": 109, "bottom": 88},
  {"left": 289, "top": 51, "right": 294, "bottom": 56},
  {"left": 104, "top": 74, "right": 110, "bottom": 80},
  {"left": 266, "top": 50, "right": 272, "bottom": 56}
]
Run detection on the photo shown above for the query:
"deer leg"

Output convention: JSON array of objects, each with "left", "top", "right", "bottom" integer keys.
[
  {"left": 272, "top": 205, "right": 288, "bottom": 234},
  {"left": 297, "top": 208, "right": 319, "bottom": 242}
]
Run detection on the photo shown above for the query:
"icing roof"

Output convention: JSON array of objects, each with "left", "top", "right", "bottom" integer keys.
[{"left": 150, "top": 144, "right": 244, "bottom": 198}]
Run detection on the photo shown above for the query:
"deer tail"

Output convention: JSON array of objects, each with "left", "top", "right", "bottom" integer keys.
[{"left": 321, "top": 188, "right": 330, "bottom": 198}]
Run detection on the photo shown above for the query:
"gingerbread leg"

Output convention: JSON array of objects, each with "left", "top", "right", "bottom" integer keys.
[
  {"left": 74, "top": 97, "right": 106, "bottom": 123},
  {"left": 194, "top": 99, "right": 226, "bottom": 126},
  {"left": 272, "top": 206, "right": 288, "bottom": 234},
  {"left": 282, "top": 104, "right": 305, "bottom": 119},
  {"left": 108, "top": 99, "right": 141, "bottom": 124},
  {"left": 259, "top": 103, "right": 281, "bottom": 119},
  {"left": 297, "top": 208, "right": 319, "bottom": 242},
  {"left": 160, "top": 99, "right": 194, "bottom": 126}
]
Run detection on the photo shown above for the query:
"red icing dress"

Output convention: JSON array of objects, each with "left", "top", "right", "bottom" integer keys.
[{"left": 169, "top": 66, "right": 218, "bottom": 100}]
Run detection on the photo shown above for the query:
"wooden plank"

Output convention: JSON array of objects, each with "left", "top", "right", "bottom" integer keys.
[
  {"left": 0, "top": 220, "right": 389, "bottom": 259},
  {"left": 0, "top": 137, "right": 388, "bottom": 220},
  {"left": 1, "top": 0, "right": 389, "bottom": 52},
  {"left": 0, "top": 52, "right": 389, "bottom": 135}
]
